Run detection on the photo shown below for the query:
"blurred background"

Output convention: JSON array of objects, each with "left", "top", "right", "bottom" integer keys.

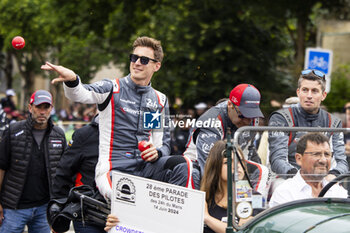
[{"left": 1, "top": 0, "right": 350, "bottom": 119}]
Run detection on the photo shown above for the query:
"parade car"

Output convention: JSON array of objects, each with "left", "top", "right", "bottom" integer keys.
[
  {"left": 240, "top": 197, "right": 350, "bottom": 233},
  {"left": 240, "top": 173, "right": 350, "bottom": 232},
  {"left": 230, "top": 126, "right": 350, "bottom": 233}
]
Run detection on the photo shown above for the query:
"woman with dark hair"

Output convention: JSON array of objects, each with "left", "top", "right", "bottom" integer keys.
[{"left": 201, "top": 140, "right": 252, "bottom": 233}]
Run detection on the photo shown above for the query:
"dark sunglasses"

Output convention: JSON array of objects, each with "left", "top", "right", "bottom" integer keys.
[
  {"left": 301, "top": 69, "right": 326, "bottom": 81},
  {"left": 130, "top": 54, "right": 158, "bottom": 65},
  {"left": 233, "top": 105, "right": 245, "bottom": 119}
]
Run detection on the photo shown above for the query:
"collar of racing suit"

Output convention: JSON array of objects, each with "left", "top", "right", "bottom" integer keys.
[
  {"left": 125, "top": 74, "right": 152, "bottom": 94},
  {"left": 297, "top": 103, "right": 320, "bottom": 122}
]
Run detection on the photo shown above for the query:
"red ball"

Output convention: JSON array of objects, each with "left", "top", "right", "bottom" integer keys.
[
  {"left": 138, "top": 140, "right": 150, "bottom": 152},
  {"left": 12, "top": 36, "right": 25, "bottom": 50}
]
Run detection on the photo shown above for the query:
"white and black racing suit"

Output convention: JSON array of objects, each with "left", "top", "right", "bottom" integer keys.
[{"left": 63, "top": 74, "right": 195, "bottom": 199}]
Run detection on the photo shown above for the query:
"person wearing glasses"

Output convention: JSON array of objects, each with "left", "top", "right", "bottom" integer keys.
[
  {"left": 269, "top": 133, "right": 347, "bottom": 207},
  {"left": 183, "top": 84, "right": 265, "bottom": 190},
  {"left": 41, "top": 36, "right": 195, "bottom": 200},
  {"left": 268, "top": 69, "right": 348, "bottom": 180}
]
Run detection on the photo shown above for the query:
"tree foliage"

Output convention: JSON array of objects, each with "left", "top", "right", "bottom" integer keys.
[
  {"left": 107, "top": 0, "right": 294, "bottom": 113},
  {"left": 323, "top": 64, "right": 350, "bottom": 112},
  {"left": 0, "top": 0, "right": 349, "bottom": 113},
  {"left": 0, "top": 0, "right": 53, "bottom": 104}
]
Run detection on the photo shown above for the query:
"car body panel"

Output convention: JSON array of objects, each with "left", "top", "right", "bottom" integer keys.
[{"left": 241, "top": 198, "right": 350, "bottom": 233}]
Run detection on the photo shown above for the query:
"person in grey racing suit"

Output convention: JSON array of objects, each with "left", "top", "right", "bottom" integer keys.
[
  {"left": 268, "top": 69, "right": 348, "bottom": 180},
  {"left": 42, "top": 36, "right": 196, "bottom": 200},
  {"left": 183, "top": 84, "right": 266, "bottom": 192}
]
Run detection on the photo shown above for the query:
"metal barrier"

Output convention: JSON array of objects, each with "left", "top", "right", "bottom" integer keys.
[{"left": 226, "top": 126, "right": 350, "bottom": 232}]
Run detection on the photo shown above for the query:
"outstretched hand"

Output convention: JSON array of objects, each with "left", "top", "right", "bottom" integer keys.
[{"left": 41, "top": 62, "right": 77, "bottom": 84}]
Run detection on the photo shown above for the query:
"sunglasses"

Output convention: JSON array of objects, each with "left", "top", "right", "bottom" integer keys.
[
  {"left": 301, "top": 69, "right": 326, "bottom": 81},
  {"left": 233, "top": 105, "right": 245, "bottom": 119},
  {"left": 130, "top": 54, "right": 158, "bottom": 65}
]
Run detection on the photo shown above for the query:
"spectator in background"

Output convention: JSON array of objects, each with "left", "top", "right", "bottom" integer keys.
[
  {"left": 269, "top": 133, "right": 348, "bottom": 207},
  {"left": 82, "top": 104, "right": 97, "bottom": 122},
  {"left": 2, "top": 107, "right": 16, "bottom": 125},
  {"left": 194, "top": 102, "right": 208, "bottom": 119},
  {"left": 0, "top": 90, "right": 66, "bottom": 232},
  {"left": 268, "top": 69, "right": 348, "bottom": 179},
  {"left": 282, "top": 96, "right": 299, "bottom": 109},
  {"left": 187, "top": 108, "right": 196, "bottom": 120},
  {"left": 0, "top": 107, "right": 10, "bottom": 138},
  {"left": 171, "top": 110, "right": 192, "bottom": 155},
  {"left": 1, "top": 89, "right": 16, "bottom": 111}
]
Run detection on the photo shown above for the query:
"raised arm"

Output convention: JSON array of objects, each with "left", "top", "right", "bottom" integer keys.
[{"left": 41, "top": 62, "right": 77, "bottom": 84}]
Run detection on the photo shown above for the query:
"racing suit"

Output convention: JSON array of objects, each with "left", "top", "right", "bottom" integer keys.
[
  {"left": 183, "top": 101, "right": 255, "bottom": 175},
  {"left": 63, "top": 74, "right": 193, "bottom": 199},
  {"left": 268, "top": 104, "right": 348, "bottom": 176}
]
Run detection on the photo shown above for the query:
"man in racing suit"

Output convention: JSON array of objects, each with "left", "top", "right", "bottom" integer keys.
[
  {"left": 42, "top": 36, "right": 195, "bottom": 200},
  {"left": 183, "top": 84, "right": 266, "bottom": 192},
  {"left": 268, "top": 69, "right": 348, "bottom": 179}
]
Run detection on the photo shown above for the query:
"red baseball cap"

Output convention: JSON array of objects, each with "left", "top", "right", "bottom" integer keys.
[
  {"left": 229, "top": 84, "right": 264, "bottom": 118},
  {"left": 30, "top": 90, "right": 53, "bottom": 105}
]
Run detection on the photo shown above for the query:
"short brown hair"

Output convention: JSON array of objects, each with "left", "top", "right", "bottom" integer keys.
[
  {"left": 296, "top": 133, "right": 330, "bottom": 155},
  {"left": 133, "top": 36, "right": 164, "bottom": 62},
  {"left": 298, "top": 72, "right": 326, "bottom": 92}
]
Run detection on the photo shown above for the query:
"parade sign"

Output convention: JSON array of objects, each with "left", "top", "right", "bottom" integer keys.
[{"left": 110, "top": 171, "right": 205, "bottom": 233}]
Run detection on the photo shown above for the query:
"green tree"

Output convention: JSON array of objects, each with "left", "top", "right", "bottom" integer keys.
[
  {"left": 47, "top": 0, "right": 116, "bottom": 83},
  {"left": 323, "top": 64, "right": 350, "bottom": 112},
  {"left": 249, "top": 0, "right": 350, "bottom": 75},
  {"left": 0, "top": 0, "right": 54, "bottom": 105},
  {"left": 120, "top": 0, "right": 294, "bottom": 115},
  {"left": 0, "top": 0, "right": 115, "bottom": 108}
]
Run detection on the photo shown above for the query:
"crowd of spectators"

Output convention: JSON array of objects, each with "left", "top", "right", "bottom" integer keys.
[
  {"left": 0, "top": 67, "right": 350, "bottom": 232},
  {"left": 1, "top": 68, "right": 350, "bottom": 231},
  {"left": 0, "top": 88, "right": 209, "bottom": 155}
]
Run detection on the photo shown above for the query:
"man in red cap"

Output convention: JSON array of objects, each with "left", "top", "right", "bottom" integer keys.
[
  {"left": 183, "top": 84, "right": 264, "bottom": 188},
  {"left": 0, "top": 90, "right": 66, "bottom": 232}
]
